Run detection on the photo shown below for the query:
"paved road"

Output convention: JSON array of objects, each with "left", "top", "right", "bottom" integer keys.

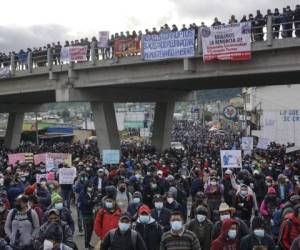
[{"left": 71, "top": 205, "right": 100, "bottom": 250}]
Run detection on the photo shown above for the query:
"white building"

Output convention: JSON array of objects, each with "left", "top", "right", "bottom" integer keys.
[{"left": 244, "top": 85, "right": 300, "bottom": 145}]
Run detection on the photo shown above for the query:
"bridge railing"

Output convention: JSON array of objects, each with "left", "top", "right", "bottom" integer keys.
[{"left": 2, "top": 17, "right": 300, "bottom": 77}]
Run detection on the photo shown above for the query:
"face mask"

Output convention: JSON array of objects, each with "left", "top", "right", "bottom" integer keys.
[
  {"left": 146, "top": 172, "right": 151, "bottom": 176},
  {"left": 151, "top": 183, "right": 157, "bottom": 189},
  {"left": 254, "top": 229, "right": 265, "bottom": 238},
  {"left": 43, "top": 239, "right": 54, "bottom": 250},
  {"left": 211, "top": 181, "right": 217, "bottom": 186},
  {"left": 40, "top": 181, "right": 47, "bottom": 186},
  {"left": 237, "top": 179, "right": 244, "bottom": 184},
  {"left": 196, "top": 214, "right": 206, "bottom": 223},
  {"left": 0, "top": 179, "right": 4, "bottom": 186},
  {"left": 155, "top": 202, "right": 163, "bottom": 210},
  {"left": 240, "top": 191, "right": 248, "bottom": 197},
  {"left": 139, "top": 215, "right": 150, "bottom": 224},
  {"left": 54, "top": 203, "right": 63, "bottom": 210},
  {"left": 87, "top": 187, "right": 93, "bottom": 192},
  {"left": 167, "top": 198, "right": 174, "bottom": 204},
  {"left": 40, "top": 169, "right": 46, "bottom": 173},
  {"left": 228, "top": 229, "right": 237, "bottom": 239},
  {"left": 220, "top": 214, "right": 231, "bottom": 221},
  {"left": 20, "top": 177, "right": 26, "bottom": 182},
  {"left": 119, "top": 222, "right": 130, "bottom": 232},
  {"left": 105, "top": 202, "right": 113, "bottom": 209},
  {"left": 171, "top": 221, "right": 183, "bottom": 231},
  {"left": 135, "top": 174, "right": 141, "bottom": 179},
  {"left": 133, "top": 198, "right": 140, "bottom": 204}
]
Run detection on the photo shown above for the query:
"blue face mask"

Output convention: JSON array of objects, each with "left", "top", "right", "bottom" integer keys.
[
  {"left": 105, "top": 202, "right": 113, "bottom": 209},
  {"left": 228, "top": 229, "right": 237, "bottom": 239},
  {"left": 254, "top": 229, "right": 265, "bottom": 238},
  {"left": 139, "top": 215, "right": 150, "bottom": 224},
  {"left": 54, "top": 203, "right": 63, "bottom": 210},
  {"left": 119, "top": 222, "right": 130, "bottom": 232},
  {"left": 171, "top": 221, "right": 183, "bottom": 231},
  {"left": 133, "top": 198, "right": 140, "bottom": 204}
]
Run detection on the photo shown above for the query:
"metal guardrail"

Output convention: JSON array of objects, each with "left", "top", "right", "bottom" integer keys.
[{"left": 1, "top": 18, "right": 300, "bottom": 76}]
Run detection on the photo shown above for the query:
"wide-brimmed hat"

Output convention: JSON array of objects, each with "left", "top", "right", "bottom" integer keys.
[{"left": 218, "top": 202, "right": 235, "bottom": 213}]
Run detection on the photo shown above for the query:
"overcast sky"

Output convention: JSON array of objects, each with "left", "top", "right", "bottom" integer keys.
[{"left": 0, "top": 0, "right": 297, "bottom": 52}]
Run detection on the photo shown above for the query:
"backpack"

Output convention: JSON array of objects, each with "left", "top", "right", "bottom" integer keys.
[
  {"left": 278, "top": 218, "right": 292, "bottom": 250},
  {"left": 109, "top": 229, "right": 137, "bottom": 250},
  {"left": 11, "top": 209, "right": 34, "bottom": 228}
]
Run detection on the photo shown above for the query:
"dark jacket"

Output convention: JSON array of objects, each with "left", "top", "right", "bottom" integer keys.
[
  {"left": 44, "top": 206, "right": 74, "bottom": 234},
  {"left": 151, "top": 208, "right": 171, "bottom": 232},
  {"left": 191, "top": 178, "right": 204, "bottom": 197},
  {"left": 33, "top": 221, "right": 75, "bottom": 250},
  {"left": 78, "top": 189, "right": 96, "bottom": 216},
  {"left": 186, "top": 218, "right": 213, "bottom": 250},
  {"left": 132, "top": 218, "right": 162, "bottom": 250},
  {"left": 240, "top": 233, "right": 275, "bottom": 250},
  {"left": 7, "top": 182, "right": 24, "bottom": 208},
  {"left": 100, "top": 228, "right": 147, "bottom": 250}
]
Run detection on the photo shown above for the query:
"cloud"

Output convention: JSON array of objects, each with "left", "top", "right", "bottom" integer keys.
[
  {"left": 168, "top": 0, "right": 296, "bottom": 24},
  {"left": 0, "top": 24, "right": 77, "bottom": 53}
]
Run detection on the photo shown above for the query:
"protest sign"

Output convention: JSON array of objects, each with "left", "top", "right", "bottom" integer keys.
[
  {"left": 36, "top": 172, "right": 55, "bottom": 183},
  {"left": 103, "top": 150, "right": 120, "bottom": 164},
  {"left": 34, "top": 153, "right": 71, "bottom": 172},
  {"left": 142, "top": 30, "right": 195, "bottom": 60},
  {"left": 201, "top": 22, "right": 252, "bottom": 62},
  {"left": 8, "top": 153, "right": 25, "bottom": 166},
  {"left": 59, "top": 167, "right": 77, "bottom": 184},
  {"left": 220, "top": 150, "right": 242, "bottom": 168},
  {"left": 99, "top": 31, "right": 110, "bottom": 48},
  {"left": 0, "top": 67, "right": 10, "bottom": 79},
  {"left": 114, "top": 38, "right": 141, "bottom": 57},
  {"left": 60, "top": 46, "right": 87, "bottom": 62},
  {"left": 257, "top": 138, "right": 270, "bottom": 150},
  {"left": 241, "top": 137, "right": 253, "bottom": 150}
]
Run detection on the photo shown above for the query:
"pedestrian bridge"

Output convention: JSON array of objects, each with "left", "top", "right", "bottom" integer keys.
[{"left": 1, "top": 29, "right": 300, "bottom": 152}]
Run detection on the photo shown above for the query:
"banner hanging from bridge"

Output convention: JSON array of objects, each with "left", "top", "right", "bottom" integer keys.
[
  {"left": 114, "top": 38, "right": 141, "bottom": 57},
  {"left": 201, "top": 22, "right": 252, "bottom": 63},
  {"left": 142, "top": 30, "right": 195, "bottom": 61},
  {"left": 98, "top": 31, "right": 110, "bottom": 48},
  {"left": 60, "top": 46, "right": 87, "bottom": 62}
]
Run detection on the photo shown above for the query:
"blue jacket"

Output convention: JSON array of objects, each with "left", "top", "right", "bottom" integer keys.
[
  {"left": 191, "top": 178, "right": 203, "bottom": 197},
  {"left": 36, "top": 187, "right": 51, "bottom": 211},
  {"left": 7, "top": 182, "right": 24, "bottom": 208}
]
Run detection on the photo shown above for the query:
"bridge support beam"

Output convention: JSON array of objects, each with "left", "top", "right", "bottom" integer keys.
[
  {"left": 4, "top": 112, "right": 24, "bottom": 149},
  {"left": 90, "top": 102, "right": 120, "bottom": 153},
  {"left": 152, "top": 102, "right": 175, "bottom": 152}
]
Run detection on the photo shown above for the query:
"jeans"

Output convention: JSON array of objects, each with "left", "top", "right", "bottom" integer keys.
[
  {"left": 61, "top": 188, "right": 72, "bottom": 209},
  {"left": 83, "top": 215, "right": 94, "bottom": 248},
  {"left": 77, "top": 206, "right": 83, "bottom": 232}
]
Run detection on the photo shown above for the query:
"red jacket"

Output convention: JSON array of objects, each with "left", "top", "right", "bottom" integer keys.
[
  {"left": 93, "top": 207, "right": 121, "bottom": 240},
  {"left": 280, "top": 213, "right": 300, "bottom": 249},
  {"left": 211, "top": 218, "right": 240, "bottom": 250}
]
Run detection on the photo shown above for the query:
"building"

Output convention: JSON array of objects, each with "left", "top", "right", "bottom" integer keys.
[{"left": 243, "top": 85, "right": 300, "bottom": 145}]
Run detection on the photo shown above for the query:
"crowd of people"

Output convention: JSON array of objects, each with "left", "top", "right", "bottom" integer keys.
[
  {"left": 0, "top": 120, "right": 298, "bottom": 249},
  {"left": 1, "top": 4, "right": 300, "bottom": 71}
]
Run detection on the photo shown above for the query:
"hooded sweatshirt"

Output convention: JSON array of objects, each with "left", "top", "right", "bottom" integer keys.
[{"left": 211, "top": 218, "right": 239, "bottom": 250}]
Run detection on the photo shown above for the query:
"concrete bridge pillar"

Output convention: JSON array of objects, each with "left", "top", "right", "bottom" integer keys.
[
  {"left": 152, "top": 102, "right": 175, "bottom": 152},
  {"left": 90, "top": 102, "right": 120, "bottom": 153},
  {"left": 4, "top": 112, "right": 24, "bottom": 149}
]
